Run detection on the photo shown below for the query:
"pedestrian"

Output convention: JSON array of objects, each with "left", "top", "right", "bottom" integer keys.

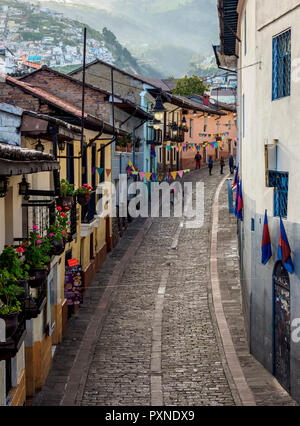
[
  {"left": 220, "top": 157, "right": 225, "bottom": 174},
  {"left": 229, "top": 155, "right": 234, "bottom": 174},
  {"left": 208, "top": 156, "right": 213, "bottom": 175},
  {"left": 194, "top": 152, "right": 202, "bottom": 169}
]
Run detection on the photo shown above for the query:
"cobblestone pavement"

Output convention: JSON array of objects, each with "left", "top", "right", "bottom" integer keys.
[
  {"left": 32, "top": 165, "right": 297, "bottom": 407},
  {"left": 79, "top": 167, "right": 235, "bottom": 406}
]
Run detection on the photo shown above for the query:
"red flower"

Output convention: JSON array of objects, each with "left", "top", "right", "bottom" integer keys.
[
  {"left": 56, "top": 206, "right": 62, "bottom": 212},
  {"left": 85, "top": 195, "right": 90, "bottom": 199},
  {"left": 16, "top": 246, "right": 24, "bottom": 254},
  {"left": 61, "top": 212, "right": 66, "bottom": 218},
  {"left": 65, "top": 207, "right": 70, "bottom": 211}
]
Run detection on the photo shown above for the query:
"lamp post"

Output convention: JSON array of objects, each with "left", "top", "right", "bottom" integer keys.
[
  {"left": 35, "top": 139, "right": 45, "bottom": 153},
  {"left": 19, "top": 175, "right": 30, "bottom": 200}
]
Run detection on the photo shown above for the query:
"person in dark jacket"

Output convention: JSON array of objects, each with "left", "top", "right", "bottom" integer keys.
[
  {"left": 194, "top": 152, "right": 202, "bottom": 169},
  {"left": 229, "top": 155, "right": 234, "bottom": 174},
  {"left": 220, "top": 157, "right": 225, "bottom": 174},
  {"left": 208, "top": 156, "right": 213, "bottom": 175}
]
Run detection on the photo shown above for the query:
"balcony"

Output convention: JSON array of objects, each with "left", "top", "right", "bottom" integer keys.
[
  {"left": 0, "top": 301, "right": 26, "bottom": 361},
  {"left": 80, "top": 192, "right": 100, "bottom": 237}
]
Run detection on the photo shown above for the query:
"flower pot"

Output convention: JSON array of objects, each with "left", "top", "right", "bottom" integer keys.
[
  {"left": 57, "top": 196, "right": 74, "bottom": 208},
  {"left": 28, "top": 268, "right": 48, "bottom": 288},
  {"left": 135, "top": 147, "right": 139, "bottom": 152},
  {"left": 51, "top": 239, "right": 65, "bottom": 256},
  {"left": 0, "top": 312, "right": 19, "bottom": 339},
  {"left": 127, "top": 143, "right": 132, "bottom": 152},
  {"left": 77, "top": 194, "right": 90, "bottom": 206},
  {"left": 115, "top": 145, "right": 121, "bottom": 152},
  {"left": 121, "top": 147, "right": 127, "bottom": 152}
]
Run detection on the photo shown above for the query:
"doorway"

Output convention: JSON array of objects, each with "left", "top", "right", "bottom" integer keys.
[{"left": 273, "top": 261, "right": 291, "bottom": 393}]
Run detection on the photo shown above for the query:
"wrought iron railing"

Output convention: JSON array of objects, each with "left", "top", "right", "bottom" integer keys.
[{"left": 81, "top": 192, "right": 96, "bottom": 224}]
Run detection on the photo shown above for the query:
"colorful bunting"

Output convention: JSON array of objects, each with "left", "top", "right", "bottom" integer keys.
[
  {"left": 97, "top": 168, "right": 104, "bottom": 178},
  {"left": 278, "top": 217, "right": 294, "bottom": 274},
  {"left": 106, "top": 169, "right": 111, "bottom": 177}
]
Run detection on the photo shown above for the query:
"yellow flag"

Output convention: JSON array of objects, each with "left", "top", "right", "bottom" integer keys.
[
  {"left": 145, "top": 172, "right": 152, "bottom": 182},
  {"left": 171, "top": 171, "right": 177, "bottom": 180},
  {"left": 179, "top": 146, "right": 182, "bottom": 152}
]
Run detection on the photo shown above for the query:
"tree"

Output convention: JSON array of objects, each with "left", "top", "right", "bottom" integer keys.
[{"left": 172, "top": 75, "right": 209, "bottom": 97}]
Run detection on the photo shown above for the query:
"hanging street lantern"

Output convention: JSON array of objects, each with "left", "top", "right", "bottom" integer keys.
[
  {"left": 35, "top": 139, "right": 45, "bottom": 153},
  {"left": 19, "top": 175, "right": 30, "bottom": 199},
  {"left": 58, "top": 140, "right": 66, "bottom": 152},
  {"left": 171, "top": 122, "right": 178, "bottom": 136},
  {"left": 152, "top": 95, "right": 166, "bottom": 121},
  {"left": 0, "top": 176, "right": 8, "bottom": 198}
]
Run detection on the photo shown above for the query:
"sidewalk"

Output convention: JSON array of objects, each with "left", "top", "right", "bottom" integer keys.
[{"left": 215, "top": 178, "right": 297, "bottom": 406}]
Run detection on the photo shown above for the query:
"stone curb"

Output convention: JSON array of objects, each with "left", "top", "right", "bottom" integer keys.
[{"left": 60, "top": 217, "right": 153, "bottom": 406}]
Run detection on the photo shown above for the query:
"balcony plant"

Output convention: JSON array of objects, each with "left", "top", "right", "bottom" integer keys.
[
  {"left": 75, "top": 184, "right": 93, "bottom": 206},
  {"left": 0, "top": 269, "right": 24, "bottom": 338},
  {"left": 57, "top": 179, "right": 75, "bottom": 208},
  {"left": 24, "top": 227, "right": 51, "bottom": 288},
  {"left": 46, "top": 225, "right": 65, "bottom": 256},
  {"left": 0, "top": 245, "right": 29, "bottom": 301}
]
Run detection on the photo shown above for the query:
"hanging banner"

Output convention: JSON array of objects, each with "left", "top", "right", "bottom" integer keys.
[
  {"left": 97, "top": 168, "right": 104, "bottom": 178},
  {"left": 106, "top": 169, "right": 112, "bottom": 177}
]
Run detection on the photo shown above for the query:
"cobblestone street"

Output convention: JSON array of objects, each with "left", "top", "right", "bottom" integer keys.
[{"left": 32, "top": 166, "right": 297, "bottom": 406}]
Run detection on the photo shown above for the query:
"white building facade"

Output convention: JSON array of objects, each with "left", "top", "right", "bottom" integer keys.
[{"left": 217, "top": 0, "right": 300, "bottom": 402}]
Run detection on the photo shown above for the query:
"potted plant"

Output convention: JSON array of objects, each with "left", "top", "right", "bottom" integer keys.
[
  {"left": 117, "top": 135, "right": 128, "bottom": 152},
  {"left": 75, "top": 184, "right": 93, "bottom": 206},
  {"left": 0, "top": 245, "right": 29, "bottom": 301},
  {"left": 57, "top": 179, "right": 75, "bottom": 208},
  {"left": 24, "top": 227, "right": 51, "bottom": 288},
  {"left": 47, "top": 225, "right": 65, "bottom": 256},
  {"left": 115, "top": 137, "right": 122, "bottom": 152},
  {"left": 0, "top": 270, "right": 24, "bottom": 339},
  {"left": 126, "top": 134, "right": 132, "bottom": 152}
]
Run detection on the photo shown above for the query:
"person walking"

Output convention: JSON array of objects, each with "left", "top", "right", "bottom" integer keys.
[
  {"left": 194, "top": 152, "right": 202, "bottom": 169},
  {"left": 220, "top": 157, "right": 225, "bottom": 174},
  {"left": 229, "top": 155, "right": 234, "bottom": 174},
  {"left": 208, "top": 156, "right": 213, "bottom": 175}
]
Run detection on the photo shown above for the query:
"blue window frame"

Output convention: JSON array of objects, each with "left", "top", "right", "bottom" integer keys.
[
  {"left": 272, "top": 30, "right": 291, "bottom": 100},
  {"left": 269, "top": 171, "right": 289, "bottom": 218}
]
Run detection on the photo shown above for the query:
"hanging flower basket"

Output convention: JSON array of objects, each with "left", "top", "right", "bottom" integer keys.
[
  {"left": 77, "top": 193, "right": 90, "bottom": 206},
  {"left": 57, "top": 195, "right": 74, "bottom": 208},
  {"left": 75, "top": 185, "right": 93, "bottom": 206},
  {"left": 0, "top": 312, "right": 19, "bottom": 339},
  {"left": 51, "top": 239, "right": 65, "bottom": 256},
  {"left": 28, "top": 268, "right": 48, "bottom": 288}
]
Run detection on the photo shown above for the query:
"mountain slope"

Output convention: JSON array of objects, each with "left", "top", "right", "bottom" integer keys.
[{"left": 23, "top": 0, "right": 219, "bottom": 77}]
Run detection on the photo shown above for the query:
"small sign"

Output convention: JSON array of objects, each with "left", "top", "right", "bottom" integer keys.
[
  {"left": 65, "top": 265, "right": 83, "bottom": 306},
  {"left": 68, "top": 258, "right": 78, "bottom": 267}
]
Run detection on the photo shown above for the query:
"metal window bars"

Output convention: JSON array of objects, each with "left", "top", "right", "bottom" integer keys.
[
  {"left": 272, "top": 30, "right": 291, "bottom": 100},
  {"left": 268, "top": 170, "right": 289, "bottom": 218}
]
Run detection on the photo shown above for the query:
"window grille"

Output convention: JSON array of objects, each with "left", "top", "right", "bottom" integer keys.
[
  {"left": 268, "top": 170, "right": 289, "bottom": 218},
  {"left": 272, "top": 30, "right": 291, "bottom": 100}
]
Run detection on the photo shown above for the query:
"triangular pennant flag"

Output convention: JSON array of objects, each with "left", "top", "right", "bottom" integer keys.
[
  {"left": 139, "top": 172, "right": 145, "bottom": 181},
  {"left": 167, "top": 145, "right": 171, "bottom": 152},
  {"left": 145, "top": 172, "right": 152, "bottom": 182},
  {"left": 179, "top": 146, "right": 182, "bottom": 152},
  {"left": 171, "top": 171, "right": 177, "bottom": 180},
  {"left": 106, "top": 169, "right": 111, "bottom": 177},
  {"left": 97, "top": 168, "right": 104, "bottom": 178},
  {"left": 178, "top": 170, "right": 184, "bottom": 179}
]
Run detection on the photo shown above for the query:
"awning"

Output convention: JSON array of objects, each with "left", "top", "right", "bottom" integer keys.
[{"left": 0, "top": 142, "right": 60, "bottom": 176}]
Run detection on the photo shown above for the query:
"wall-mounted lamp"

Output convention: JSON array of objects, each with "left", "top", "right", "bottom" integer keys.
[
  {"left": 19, "top": 175, "right": 30, "bottom": 200},
  {"left": 35, "top": 139, "right": 45, "bottom": 153},
  {"left": 0, "top": 176, "right": 8, "bottom": 198}
]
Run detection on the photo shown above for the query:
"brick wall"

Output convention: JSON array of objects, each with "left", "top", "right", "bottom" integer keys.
[
  {"left": 0, "top": 83, "right": 41, "bottom": 111},
  {"left": 21, "top": 69, "right": 110, "bottom": 121}
]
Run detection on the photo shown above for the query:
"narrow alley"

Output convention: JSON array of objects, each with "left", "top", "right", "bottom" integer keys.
[{"left": 32, "top": 167, "right": 296, "bottom": 407}]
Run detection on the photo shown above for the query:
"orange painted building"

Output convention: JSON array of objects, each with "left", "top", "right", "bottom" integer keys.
[{"left": 180, "top": 95, "right": 237, "bottom": 170}]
